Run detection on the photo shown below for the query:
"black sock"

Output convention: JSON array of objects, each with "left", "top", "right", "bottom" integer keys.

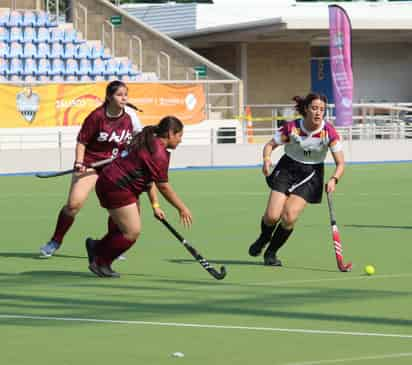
[
  {"left": 258, "top": 218, "right": 277, "bottom": 243},
  {"left": 264, "top": 223, "right": 293, "bottom": 257}
]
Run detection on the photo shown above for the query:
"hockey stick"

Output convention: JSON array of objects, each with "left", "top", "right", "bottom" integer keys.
[
  {"left": 158, "top": 217, "right": 227, "bottom": 280},
  {"left": 326, "top": 191, "right": 352, "bottom": 272},
  {"left": 35, "top": 157, "right": 114, "bottom": 179}
]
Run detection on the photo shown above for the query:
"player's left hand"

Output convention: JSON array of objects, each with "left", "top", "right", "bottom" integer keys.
[
  {"left": 153, "top": 207, "right": 166, "bottom": 220},
  {"left": 325, "top": 179, "right": 336, "bottom": 193}
]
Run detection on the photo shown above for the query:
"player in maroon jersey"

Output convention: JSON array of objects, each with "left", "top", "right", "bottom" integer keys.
[
  {"left": 40, "top": 80, "right": 144, "bottom": 257},
  {"left": 86, "top": 116, "right": 192, "bottom": 278}
]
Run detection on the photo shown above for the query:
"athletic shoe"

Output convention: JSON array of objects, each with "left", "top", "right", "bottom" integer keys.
[
  {"left": 39, "top": 240, "right": 60, "bottom": 258},
  {"left": 117, "top": 254, "right": 126, "bottom": 261},
  {"left": 248, "top": 237, "right": 268, "bottom": 257},
  {"left": 85, "top": 238, "right": 98, "bottom": 264},
  {"left": 263, "top": 254, "right": 282, "bottom": 267},
  {"left": 88, "top": 261, "right": 120, "bottom": 278}
]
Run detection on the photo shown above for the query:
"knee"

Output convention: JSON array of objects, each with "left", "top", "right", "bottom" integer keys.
[
  {"left": 264, "top": 213, "right": 280, "bottom": 226},
  {"left": 123, "top": 229, "right": 140, "bottom": 243},
  {"left": 64, "top": 202, "right": 82, "bottom": 216},
  {"left": 281, "top": 210, "right": 299, "bottom": 228}
]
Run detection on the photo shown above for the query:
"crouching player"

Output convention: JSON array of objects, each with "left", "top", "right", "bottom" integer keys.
[
  {"left": 249, "top": 93, "right": 345, "bottom": 266},
  {"left": 86, "top": 116, "right": 192, "bottom": 277}
]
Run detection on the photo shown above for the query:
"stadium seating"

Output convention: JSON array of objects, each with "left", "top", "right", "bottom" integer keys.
[{"left": 0, "top": 8, "right": 149, "bottom": 81}]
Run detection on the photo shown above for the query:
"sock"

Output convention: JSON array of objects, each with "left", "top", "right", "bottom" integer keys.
[
  {"left": 264, "top": 223, "right": 293, "bottom": 257},
  {"left": 258, "top": 217, "right": 277, "bottom": 242},
  {"left": 51, "top": 208, "right": 75, "bottom": 244},
  {"left": 108, "top": 216, "right": 120, "bottom": 233},
  {"left": 94, "top": 231, "right": 135, "bottom": 266}
]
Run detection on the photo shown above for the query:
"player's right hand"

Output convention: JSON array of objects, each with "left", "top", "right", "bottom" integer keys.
[
  {"left": 153, "top": 207, "right": 166, "bottom": 220},
  {"left": 179, "top": 206, "right": 193, "bottom": 228},
  {"left": 74, "top": 161, "right": 86, "bottom": 174},
  {"left": 262, "top": 160, "right": 272, "bottom": 176}
]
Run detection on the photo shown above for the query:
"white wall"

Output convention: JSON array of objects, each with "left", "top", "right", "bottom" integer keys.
[{"left": 353, "top": 43, "right": 412, "bottom": 103}]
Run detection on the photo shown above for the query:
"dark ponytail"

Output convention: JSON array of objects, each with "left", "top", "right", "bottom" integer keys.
[
  {"left": 293, "top": 93, "right": 328, "bottom": 117},
  {"left": 129, "top": 116, "right": 183, "bottom": 154}
]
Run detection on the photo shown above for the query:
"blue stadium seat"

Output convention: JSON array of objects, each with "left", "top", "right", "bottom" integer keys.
[
  {"left": 117, "top": 59, "right": 131, "bottom": 76},
  {"left": 0, "top": 41, "right": 8, "bottom": 57},
  {"left": 51, "top": 75, "right": 63, "bottom": 82},
  {"left": 9, "top": 75, "right": 23, "bottom": 81},
  {"left": 104, "top": 58, "right": 118, "bottom": 76},
  {"left": 65, "top": 58, "right": 78, "bottom": 76},
  {"left": 23, "top": 27, "right": 36, "bottom": 43},
  {"left": 24, "top": 75, "right": 36, "bottom": 82},
  {"left": 36, "top": 42, "right": 49, "bottom": 59},
  {"left": 37, "top": 58, "right": 50, "bottom": 75},
  {"left": 90, "top": 58, "right": 105, "bottom": 77},
  {"left": 89, "top": 44, "right": 104, "bottom": 60},
  {"left": 94, "top": 75, "right": 105, "bottom": 81},
  {"left": 63, "top": 28, "right": 78, "bottom": 44},
  {"left": 0, "top": 27, "right": 9, "bottom": 42},
  {"left": 23, "top": 43, "right": 37, "bottom": 58},
  {"left": 78, "top": 58, "right": 91, "bottom": 76},
  {"left": 8, "top": 42, "right": 23, "bottom": 58},
  {"left": 8, "top": 11, "right": 23, "bottom": 27},
  {"left": 63, "top": 43, "right": 77, "bottom": 59},
  {"left": 36, "top": 27, "right": 49, "bottom": 43},
  {"left": 50, "top": 42, "right": 63, "bottom": 58},
  {"left": 22, "top": 58, "right": 37, "bottom": 76},
  {"left": 22, "top": 11, "right": 36, "bottom": 27},
  {"left": 9, "top": 58, "right": 23, "bottom": 75},
  {"left": 77, "top": 43, "right": 90, "bottom": 59},
  {"left": 37, "top": 75, "right": 49, "bottom": 81},
  {"left": 9, "top": 27, "right": 23, "bottom": 43},
  {"left": 49, "top": 27, "right": 64, "bottom": 43},
  {"left": 65, "top": 75, "right": 77, "bottom": 81},
  {"left": 0, "top": 11, "right": 9, "bottom": 27},
  {"left": 80, "top": 75, "right": 92, "bottom": 81},
  {"left": 36, "top": 11, "right": 49, "bottom": 27},
  {"left": 0, "top": 58, "right": 8, "bottom": 76},
  {"left": 49, "top": 58, "right": 65, "bottom": 76}
]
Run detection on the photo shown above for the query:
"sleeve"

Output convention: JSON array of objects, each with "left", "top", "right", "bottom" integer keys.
[
  {"left": 144, "top": 151, "right": 169, "bottom": 183},
  {"left": 273, "top": 122, "right": 292, "bottom": 145},
  {"left": 77, "top": 112, "right": 98, "bottom": 145},
  {"left": 327, "top": 124, "right": 343, "bottom": 153},
  {"left": 125, "top": 105, "right": 142, "bottom": 133}
]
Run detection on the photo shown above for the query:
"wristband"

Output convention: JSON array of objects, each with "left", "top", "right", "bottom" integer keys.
[
  {"left": 152, "top": 202, "right": 160, "bottom": 209},
  {"left": 263, "top": 156, "right": 271, "bottom": 161},
  {"left": 330, "top": 176, "right": 339, "bottom": 184},
  {"left": 74, "top": 161, "right": 84, "bottom": 168}
]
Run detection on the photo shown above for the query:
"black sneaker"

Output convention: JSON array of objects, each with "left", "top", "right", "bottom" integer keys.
[
  {"left": 86, "top": 238, "right": 97, "bottom": 264},
  {"left": 88, "top": 261, "right": 120, "bottom": 278},
  {"left": 248, "top": 237, "right": 268, "bottom": 257},
  {"left": 263, "top": 254, "right": 282, "bottom": 267}
]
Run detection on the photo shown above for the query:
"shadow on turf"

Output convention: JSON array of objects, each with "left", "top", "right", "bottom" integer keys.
[
  {"left": 345, "top": 224, "right": 412, "bottom": 230},
  {"left": 167, "top": 258, "right": 336, "bottom": 272},
  {"left": 0, "top": 252, "right": 86, "bottom": 260}
]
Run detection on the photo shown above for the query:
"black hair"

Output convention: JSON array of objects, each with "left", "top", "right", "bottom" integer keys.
[
  {"left": 129, "top": 116, "right": 183, "bottom": 154},
  {"left": 293, "top": 93, "right": 328, "bottom": 117}
]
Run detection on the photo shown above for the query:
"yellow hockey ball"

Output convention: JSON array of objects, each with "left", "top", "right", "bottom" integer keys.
[{"left": 365, "top": 265, "right": 375, "bottom": 276}]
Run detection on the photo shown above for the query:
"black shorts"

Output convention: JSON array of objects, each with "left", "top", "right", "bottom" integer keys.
[{"left": 265, "top": 154, "right": 324, "bottom": 204}]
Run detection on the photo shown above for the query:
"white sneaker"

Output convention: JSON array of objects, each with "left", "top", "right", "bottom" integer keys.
[
  {"left": 117, "top": 255, "right": 126, "bottom": 261},
  {"left": 40, "top": 240, "right": 60, "bottom": 258}
]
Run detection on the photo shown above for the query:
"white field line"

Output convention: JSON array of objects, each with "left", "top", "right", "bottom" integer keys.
[
  {"left": 249, "top": 273, "right": 412, "bottom": 287},
  {"left": 283, "top": 352, "right": 412, "bottom": 365},
  {"left": 1, "top": 314, "right": 412, "bottom": 340}
]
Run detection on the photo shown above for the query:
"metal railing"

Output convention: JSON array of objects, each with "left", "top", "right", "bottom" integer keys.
[
  {"left": 129, "top": 35, "right": 142, "bottom": 71},
  {"left": 157, "top": 51, "right": 170, "bottom": 80},
  {"left": 74, "top": 2, "right": 87, "bottom": 40},
  {"left": 102, "top": 19, "right": 115, "bottom": 57}
]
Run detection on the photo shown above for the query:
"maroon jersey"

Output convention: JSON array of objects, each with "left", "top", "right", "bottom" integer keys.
[
  {"left": 101, "top": 137, "right": 170, "bottom": 197},
  {"left": 77, "top": 106, "right": 133, "bottom": 165}
]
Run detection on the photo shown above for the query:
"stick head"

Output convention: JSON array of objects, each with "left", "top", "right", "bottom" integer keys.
[
  {"left": 338, "top": 261, "right": 353, "bottom": 272},
  {"left": 209, "top": 266, "right": 227, "bottom": 280}
]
